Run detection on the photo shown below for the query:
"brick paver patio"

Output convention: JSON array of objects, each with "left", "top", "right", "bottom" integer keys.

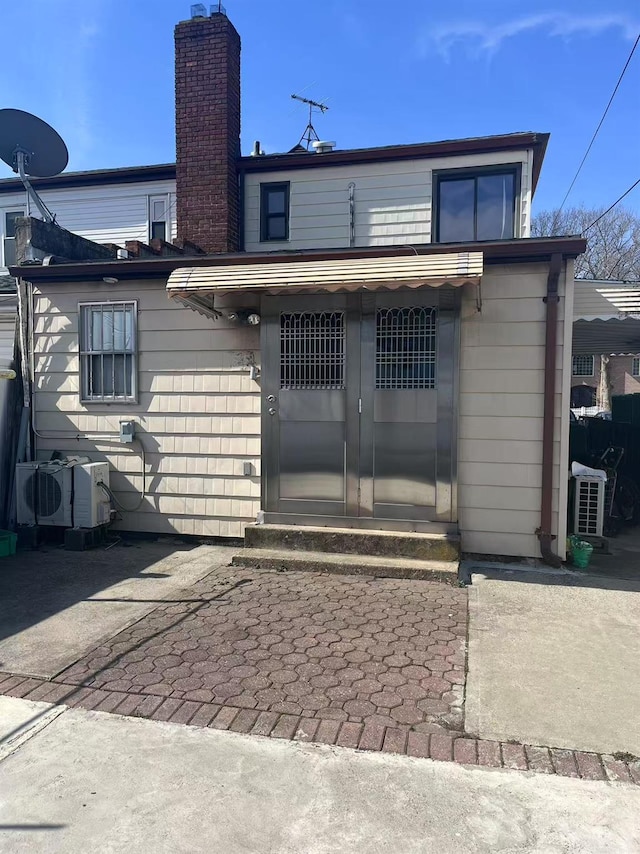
[
  {"left": 1, "top": 564, "right": 638, "bottom": 785},
  {"left": 55, "top": 568, "right": 467, "bottom": 735}
]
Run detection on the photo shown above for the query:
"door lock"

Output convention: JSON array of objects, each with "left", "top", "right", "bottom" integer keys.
[
  {"left": 266, "top": 394, "right": 276, "bottom": 403},
  {"left": 268, "top": 407, "right": 276, "bottom": 416}
]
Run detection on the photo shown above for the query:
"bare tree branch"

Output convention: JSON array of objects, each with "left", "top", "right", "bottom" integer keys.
[{"left": 531, "top": 205, "right": 640, "bottom": 280}]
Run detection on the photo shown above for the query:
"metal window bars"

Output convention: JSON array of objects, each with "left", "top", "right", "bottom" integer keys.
[
  {"left": 280, "top": 311, "right": 345, "bottom": 390},
  {"left": 80, "top": 302, "right": 136, "bottom": 402},
  {"left": 376, "top": 306, "right": 437, "bottom": 389}
]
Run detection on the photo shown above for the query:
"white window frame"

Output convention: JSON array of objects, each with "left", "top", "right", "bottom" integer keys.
[
  {"left": 2, "top": 208, "right": 26, "bottom": 267},
  {"left": 79, "top": 301, "right": 138, "bottom": 403},
  {"left": 148, "top": 194, "right": 171, "bottom": 243},
  {"left": 572, "top": 354, "right": 594, "bottom": 377},
  {"left": 632, "top": 357, "right": 640, "bottom": 377}
]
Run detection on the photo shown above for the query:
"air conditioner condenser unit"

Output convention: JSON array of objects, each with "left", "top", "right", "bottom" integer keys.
[{"left": 16, "top": 460, "right": 111, "bottom": 528}]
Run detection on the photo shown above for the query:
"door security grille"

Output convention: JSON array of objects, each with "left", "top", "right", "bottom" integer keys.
[
  {"left": 280, "top": 311, "right": 345, "bottom": 390},
  {"left": 376, "top": 306, "right": 437, "bottom": 389},
  {"left": 574, "top": 476, "right": 605, "bottom": 537}
]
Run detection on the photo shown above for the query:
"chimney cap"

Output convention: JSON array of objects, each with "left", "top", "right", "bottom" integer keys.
[{"left": 190, "top": 2, "right": 226, "bottom": 18}]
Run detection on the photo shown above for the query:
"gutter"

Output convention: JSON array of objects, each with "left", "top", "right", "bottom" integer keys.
[{"left": 537, "top": 252, "right": 563, "bottom": 568}]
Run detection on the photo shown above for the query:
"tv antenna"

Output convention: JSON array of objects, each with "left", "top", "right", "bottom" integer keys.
[
  {"left": 0, "top": 109, "right": 69, "bottom": 224},
  {"left": 291, "top": 94, "right": 329, "bottom": 150}
]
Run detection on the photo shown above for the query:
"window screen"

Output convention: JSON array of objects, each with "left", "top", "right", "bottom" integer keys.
[
  {"left": 80, "top": 302, "right": 137, "bottom": 402},
  {"left": 376, "top": 307, "right": 437, "bottom": 389},
  {"left": 280, "top": 311, "right": 344, "bottom": 389}
]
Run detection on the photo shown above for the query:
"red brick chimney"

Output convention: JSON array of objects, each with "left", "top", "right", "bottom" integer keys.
[{"left": 175, "top": 10, "right": 241, "bottom": 254}]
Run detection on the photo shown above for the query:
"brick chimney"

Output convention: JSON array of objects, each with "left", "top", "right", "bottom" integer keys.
[{"left": 175, "top": 10, "right": 241, "bottom": 254}]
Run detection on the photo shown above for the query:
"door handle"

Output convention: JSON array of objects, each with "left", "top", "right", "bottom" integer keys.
[{"left": 266, "top": 394, "right": 276, "bottom": 403}]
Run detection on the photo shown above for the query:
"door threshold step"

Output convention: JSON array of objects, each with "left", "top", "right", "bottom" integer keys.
[
  {"left": 244, "top": 524, "right": 460, "bottom": 562},
  {"left": 231, "top": 548, "right": 460, "bottom": 584}
]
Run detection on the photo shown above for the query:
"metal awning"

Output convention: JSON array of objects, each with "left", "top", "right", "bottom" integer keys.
[
  {"left": 167, "top": 252, "right": 483, "bottom": 311},
  {"left": 573, "top": 279, "right": 640, "bottom": 355}
]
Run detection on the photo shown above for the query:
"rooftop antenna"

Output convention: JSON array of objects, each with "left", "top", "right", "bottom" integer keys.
[
  {"left": 291, "top": 94, "right": 329, "bottom": 150},
  {"left": 0, "top": 109, "right": 69, "bottom": 224}
]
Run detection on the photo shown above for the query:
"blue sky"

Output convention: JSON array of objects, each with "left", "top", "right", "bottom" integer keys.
[{"left": 0, "top": 0, "right": 638, "bottom": 214}]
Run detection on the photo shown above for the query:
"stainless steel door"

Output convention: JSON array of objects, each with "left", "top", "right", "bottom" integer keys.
[{"left": 261, "top": 290, "right": 458, "bottom": 525}]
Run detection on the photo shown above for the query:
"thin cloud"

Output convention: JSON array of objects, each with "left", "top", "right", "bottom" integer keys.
[{"left": 425, "top": 13, "right": 639, "bottom": 59}]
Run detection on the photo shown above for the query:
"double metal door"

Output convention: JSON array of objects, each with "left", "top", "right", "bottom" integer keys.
[{"left": 261, "top": 290, "right": 458, "bottom": 527}]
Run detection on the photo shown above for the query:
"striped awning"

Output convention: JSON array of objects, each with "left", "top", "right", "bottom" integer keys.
[{"left": 167, "top": 252, "right": 483, "bottom": 302}]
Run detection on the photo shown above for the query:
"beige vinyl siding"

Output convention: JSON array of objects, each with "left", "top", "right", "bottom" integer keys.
[
  {"left": 0, "top": 180, "right": 177, "bottom": 271},
  {"left": 244, "top": 150, "right": 532, "bottom": 252},
  {"left": 458, "top": 261, "right": 569, "bottom": 558},
  {"left": 32, "top": 280, "right": 260, "bottom": 538}
]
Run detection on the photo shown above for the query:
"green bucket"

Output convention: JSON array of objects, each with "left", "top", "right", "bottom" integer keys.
[
  {"left": 0, "top": 530, "right": 17, "bottom": 558},
  {"left": 569, "top": 535, "right": 593, "bottom": 569}
]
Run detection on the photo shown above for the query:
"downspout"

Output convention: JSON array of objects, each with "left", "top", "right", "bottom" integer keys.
[{"left": 537, "top": 252, "right": 563, "bottom": 568}]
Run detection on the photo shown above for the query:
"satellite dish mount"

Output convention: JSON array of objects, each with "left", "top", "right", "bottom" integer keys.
[
  {"left": 12, "top": 146, "right": 55, "bottom": 223},
  {"left": 0, "top": 109, "right": 69, "bottom": 225}
]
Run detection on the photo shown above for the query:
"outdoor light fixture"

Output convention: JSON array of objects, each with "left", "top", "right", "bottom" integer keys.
[
  {"left": 226, "top": 309, "right": 261, "bottom": 326},
  {"left": 102, "top": 276, "right": 119, "bottom": 284}
]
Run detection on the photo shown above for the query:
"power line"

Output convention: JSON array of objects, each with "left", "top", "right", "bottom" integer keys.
[
  {"left": 558, "top": 32, "right": 639, "bottom": 213},
  {"left": 582, "top": 177, "right": 640, "bottom": 233}
]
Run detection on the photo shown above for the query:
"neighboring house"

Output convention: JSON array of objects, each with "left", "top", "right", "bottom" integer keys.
[
  {"left": 572, "top": 279, "right": 640, "bottom": 412},
  {"left": 0, "top": 165, "right": 177, "bottom": 272},
  {"left": 11, "top": 8, "right": 585, "bottom": 563}
]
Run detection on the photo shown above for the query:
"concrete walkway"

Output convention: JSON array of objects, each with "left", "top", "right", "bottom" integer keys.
[
  {"left": 466, "top": 571, "right": 640, "bottom": 755},
  {"left": 0, "top": 696, "right": 638, "bottom": 854},
  {"left": 0, "top": 543, "right": 229, "bottom": 678}
]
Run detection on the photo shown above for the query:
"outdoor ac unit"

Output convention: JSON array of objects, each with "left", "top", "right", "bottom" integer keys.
[
  {"left": 574, "top": 476, "right": 605, "bottom": 538},
  {"left": 16, "top": 460, "right": 111, "bottom": 528}
]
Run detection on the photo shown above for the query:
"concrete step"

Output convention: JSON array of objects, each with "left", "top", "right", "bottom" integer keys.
[
  {"left": 244, "top": 524, "right": 460, "bottom": 562},
  {"left": 231, "top": 547, "right": 460, "bottom": 584}
]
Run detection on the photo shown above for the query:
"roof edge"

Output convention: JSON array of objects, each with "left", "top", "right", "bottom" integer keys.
[{"left": 11, "top": 237, "right": 586, "bottom": 283}]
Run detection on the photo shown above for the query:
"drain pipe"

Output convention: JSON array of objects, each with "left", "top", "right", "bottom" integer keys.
[{"left": 537, "top": 252, "right": 563, "bottom": 568}]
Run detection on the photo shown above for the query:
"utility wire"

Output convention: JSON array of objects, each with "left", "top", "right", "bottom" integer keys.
[
  {"left": 558, "top": 32, "right": 640, "bottom": 213},
  {"left": 582, "top": 177, "right": 640, "bottom": 233}
]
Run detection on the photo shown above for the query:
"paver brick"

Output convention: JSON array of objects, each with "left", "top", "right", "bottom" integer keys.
[
  {"left": 602, "top": 756, "right": 633, "bottom": 784},
  {"left": 209, "top": 706, "right": 239, "bottom": 730},
  {"left": 407, "top": 731, "right": 431, "bottom": 759},
  {"left": 151, "top": 698, "right": 184, "bottom": 722},
  {"left": 382, "top": 727, "right": 408, "bottom": 755},
  {"left": 478, "top": 740, "right": 502, "bottom": 768},
  {"left": 525, "top": 745, "right": 553, "bottom": 774},
  {"left": 501, "top": 743, "right": 528, "bottom": 771},
  {"left": 453, "top": 738, "right": 478, "bottom": 766},
  {"left": 575, "top": 752, "right": 606, "bottom": 781},
  {"left": 550, "top": 748, "right": 579, "bottom": 778},
  {"left": 315, "top": 719, "right": 341, "bottom": 745},
  {"left": 430, "top": 734, "right": 454, "bottom": 762}
]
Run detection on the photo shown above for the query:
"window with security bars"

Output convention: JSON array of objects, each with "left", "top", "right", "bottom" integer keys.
[
  {"left": 572, "top": 354, "right": 594, "bottom": 376},
  {"left": 80, "top": 302, "right": 137, "bottom": 402},
  {"left": 632, "top": 357, "right": 640, "bottom": 377},
  {"left": 280, "top": 311, "right": 344, "bottom": 389},
  {"left": 376, "top": 307, "right": 437, "bottom": 389}
]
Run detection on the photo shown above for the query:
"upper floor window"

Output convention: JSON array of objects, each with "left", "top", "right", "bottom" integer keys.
[
  {"left": 572, "top": 354, "right": 594, "bottom": 377},
  {"left": 435, "top": 168, "right": 518, "bottom": 243},
  {"left": 632, "top": 357, "right": 640, "bottom": 377},
  {"left": 261, "top": 182, "right": 290, "bottom": 241},
  {"left": 149, "top": 195, "right": 170, "bottom": 243},
  {"left": 3, "top": 210, "right": 25, "bottom": 266},
  {"left": 80, "top": 302, "right": 137, "bottom": 403}
]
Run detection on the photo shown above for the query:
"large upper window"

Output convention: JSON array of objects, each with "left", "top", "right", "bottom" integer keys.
[
  {"left": 3, "top": 210, "right": 25, "bottom": 266},
  {"left": 80, "top": 302, "right": 137, "bottom": 402},
  {"left": 435, "top": 169, "right": 517, "bottom": 243},
  {"left": 261, "top": 182, "right": 290, "bottom": 241}
]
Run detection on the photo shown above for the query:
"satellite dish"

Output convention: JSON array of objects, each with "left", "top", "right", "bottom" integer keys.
[{"left": 0, "top": 108, "right": 69, "bottom": 224}]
